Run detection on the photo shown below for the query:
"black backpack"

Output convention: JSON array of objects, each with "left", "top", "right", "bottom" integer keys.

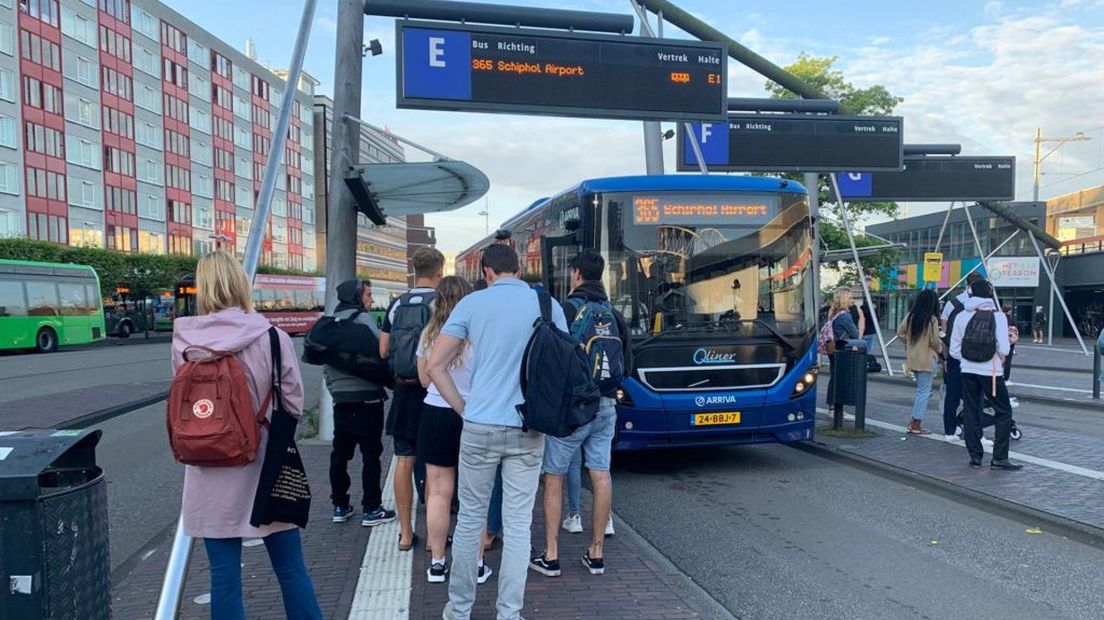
[
  {"left": 302, "top": 312, "right": 392, "bottom": 386},
  {"left": 943, "top": 297, "right": 965, "bottom": 349},
  {"left": 960, "top": 310, "right": 998, "bottom": 362},
  {"left": 517, "top": 292, "right": 600, "bottom": 437},
  {"left": 388, "top": 291, "right": 435, "bottom": 385}
]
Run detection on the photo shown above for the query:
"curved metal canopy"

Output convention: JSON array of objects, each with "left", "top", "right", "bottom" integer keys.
[{"left": 344, "top": 160, "right": 490, "bottom": 224}]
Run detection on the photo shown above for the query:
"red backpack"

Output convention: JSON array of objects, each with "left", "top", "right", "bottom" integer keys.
[{"left": 166, "top": 330, "right": 272, "bottom": 467}]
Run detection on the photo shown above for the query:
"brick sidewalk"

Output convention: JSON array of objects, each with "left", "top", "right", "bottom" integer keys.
[
  {"left": 111, "top": 440, "right": 388, "bottom": 619},
  {"left": 407, "top": 483, "right": 719, "bottom": 620}
]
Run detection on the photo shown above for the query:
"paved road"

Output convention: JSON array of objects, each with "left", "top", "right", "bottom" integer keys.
[
  {"left": 612, "top": 443, "right": 1104, "bottom": 619},
  {"left": 0, "top": 341, "right": 171, "bottom": 404}
]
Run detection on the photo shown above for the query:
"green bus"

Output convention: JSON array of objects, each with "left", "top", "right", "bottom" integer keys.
[{"left": 0, "top": 259, "right": 106, "bottom": 352}]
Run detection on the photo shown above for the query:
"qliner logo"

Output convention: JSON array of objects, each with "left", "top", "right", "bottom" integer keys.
[{"left": 692, "top": 348, "right": 737, "bottom": 365}]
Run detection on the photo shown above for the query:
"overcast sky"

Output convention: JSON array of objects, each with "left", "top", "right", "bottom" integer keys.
[{"left": 166, "top": 0, "right": 1104, "bottom": 252}]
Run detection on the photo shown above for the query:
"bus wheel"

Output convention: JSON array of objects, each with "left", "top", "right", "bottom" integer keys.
[
  {"left": 117, "top": 322, "right": 131, "bottom": 338},
  {"left": 35, "top": 328, "right": 58, "bottom": 353}
]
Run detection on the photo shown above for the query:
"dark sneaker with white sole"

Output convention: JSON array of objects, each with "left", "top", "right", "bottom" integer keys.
[
  {"left": 427, "top": 561, "right": 449, "bottom": 583},
  {"left": 582, "top": 551, "right": 605, "bottom": 575},
  {"left": 477, "top": 563, "right": 493, "bottom": 584},
  {"left": 528, "top": 553, "right": 561, "bottom": 577},
  {"left": 332, "top": 505, "right": 354, "bottom": 523},
  {"left": 362, "top": 507, "right": 397, "bottom": 527}
]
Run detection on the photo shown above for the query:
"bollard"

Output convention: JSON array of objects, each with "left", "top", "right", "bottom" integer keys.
[{"left": 1094, "top": 346, "right": 1101, "bottom": 400}]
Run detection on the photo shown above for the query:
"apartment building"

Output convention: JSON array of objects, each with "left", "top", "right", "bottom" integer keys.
[{"left": 0, "top": 0, "right": 317, "bottom": 271}]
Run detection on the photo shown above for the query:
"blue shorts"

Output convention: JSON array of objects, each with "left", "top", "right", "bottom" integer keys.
[{"left": 542, "top": 399, "right": 617, "bottom": 475}]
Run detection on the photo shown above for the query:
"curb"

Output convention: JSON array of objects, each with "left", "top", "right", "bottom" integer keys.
[
  {"left": 793, "top": 439, "right": 1104, "bottom": 552},
  {"left": 881, "top": 354, "right": 1093, "bottom": 375},
  {"left": 57, "top": 391, "right": 169, "bottom": 430},
  {"left": 865, "top": 373, "right": 1102, "bottom": 412}
]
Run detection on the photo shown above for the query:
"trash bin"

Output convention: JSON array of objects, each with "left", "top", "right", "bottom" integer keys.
[
  {"left": 827, "top": 347, "right": 868, "bottom": 429},
  {"left": 0, "top": 429, "right": 109, "bottom": 619}
]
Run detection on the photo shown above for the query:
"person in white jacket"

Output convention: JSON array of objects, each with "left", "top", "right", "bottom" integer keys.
[{"left": 949, "top": 279, "right": 1022, "bottom": 470}]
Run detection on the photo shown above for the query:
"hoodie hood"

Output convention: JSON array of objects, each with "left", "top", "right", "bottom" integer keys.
[
  {"left": 334, "top": 279, "right": 364, "bottom": 313},
  {"left": 964, "top": 296, "right": 997, "bottom": 312},
  {"left": 567, "top": 281, "right": 609, "bottom": 303},
  {"left": 174, "top": 307, "right": 272, "bottom": 355}
]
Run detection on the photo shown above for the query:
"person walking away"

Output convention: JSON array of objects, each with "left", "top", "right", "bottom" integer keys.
[
  {"left": 415, "top": 276, "right": 492, "bottom": 584},
  {"left": 381, "top": 247, "right": 444, "bottom": 551},
  {"left": 325, "top": 279, "right": 396, "bottom": 527},
  {"left": 170, "top": 251, "right": 322, "bottom": 619},
  {"left": 428, "top": 244, "right": 569, "bottom": 620},
  {"left": 950, "top": 279, "right": 1022, "bottom": 470},
  {"left": 940, "top": 272, "right": 983, "bottom": 440},
  {"left": 896, "top": 289, "right": 942, "bottom": 435},
  {"left": 1032, "top": 305, "right": 1047, "bottom": 343},
  {"left": 1002, "top": 304, "right": 1020, "bottom": 408},
  {"left": 531, "top": 251, "right": 629, "bottom": 578}
]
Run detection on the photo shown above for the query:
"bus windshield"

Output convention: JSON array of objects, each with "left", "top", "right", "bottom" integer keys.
[{"left": 601, "top": 191, "right": 814, "bottom": 343}]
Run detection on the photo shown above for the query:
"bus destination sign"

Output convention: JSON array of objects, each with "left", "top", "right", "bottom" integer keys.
[
  {"left": 835, "top": 156, "right": 1016, "bottom": 202},
  {"left": 632, "top": 194, "right": 777, "bottom": 226},
  {"left": 678, "top": 114, "right": 904, "bottom": 172},
  {"left": 397, "top": 20, "right": 728, "bottom": 121}
]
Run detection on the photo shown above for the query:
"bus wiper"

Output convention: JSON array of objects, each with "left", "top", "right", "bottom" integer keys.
[
  {"left": 634, "top": 322, "right": 690, "bottom": 349},
  {"left": 733, "top": 319, "right": 796, "bottom": 352}
]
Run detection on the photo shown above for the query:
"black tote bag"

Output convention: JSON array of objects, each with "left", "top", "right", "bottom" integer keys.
[{"left": 250, "top": 327, "right": 312, "bottom": 529}]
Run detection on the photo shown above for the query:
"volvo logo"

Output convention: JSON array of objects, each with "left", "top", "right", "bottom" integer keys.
[
  {"left": 692, "top": 348, "right": 737, "bottom": 365},
  {"left": 695, "top": 395, "right": 737, "bottom": 408}
]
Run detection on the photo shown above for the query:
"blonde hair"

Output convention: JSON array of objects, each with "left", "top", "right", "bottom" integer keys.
[
  {"left": 829, "top": 288, "right": 853, "bottom": 316},
  {"left": 196, "top": 251, "right": 254, "bottom": 315},
  {"left": 420, "top": 276, "right": 472, "bottom": 365}
]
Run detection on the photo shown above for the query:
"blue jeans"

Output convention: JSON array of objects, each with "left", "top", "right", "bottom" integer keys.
[
  {"left": 203, "top": 529, "right": 322, "bottom": 620},
  {"left": 486, "top": 464, "right": 503, "bottom": 535},
  {"left": 910, "top": 360, "right": 937, "bottom": 421},
  {"left": 565, "top": 449, "right": 582, "bottom": 514}
]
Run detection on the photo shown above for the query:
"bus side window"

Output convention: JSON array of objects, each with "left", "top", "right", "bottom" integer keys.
[
  {"left": 0, "top": 281, "right": 26, "bottom": 317},
  {"left": 26, "top": 281, "right": 60, "bottom": 317},
  {"left": 57, "top": 283, "right": 87, "bottom": 316}
]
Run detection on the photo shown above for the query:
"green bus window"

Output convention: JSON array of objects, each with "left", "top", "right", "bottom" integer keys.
[
  {"left": 58, "top": 282, "right": 87, "bottom": 316},
  {"left": 26, "top": 281, "right": 59, "bottom": 317},
  {"left": 0, "top": 281, "right": 27, "bottom": 317}
]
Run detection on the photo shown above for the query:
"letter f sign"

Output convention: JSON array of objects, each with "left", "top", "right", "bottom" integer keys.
[
  {"left": 700, "top": 123, "right": 712, "bottom": 144},
  {"left": 429, "top": 37, "right": 446, "bottom": 67}
]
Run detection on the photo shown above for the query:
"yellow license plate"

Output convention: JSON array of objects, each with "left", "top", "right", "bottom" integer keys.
[{"left": 692, "top": 412, "right": 741, "bottom": 426}]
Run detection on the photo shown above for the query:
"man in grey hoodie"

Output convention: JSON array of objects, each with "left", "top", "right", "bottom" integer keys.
[
  {"left": 325, "top": 279, "right": 397, "bottom": 526},
  {"left": 949, "top": 279, "right": 1022, "bottom": 471}
]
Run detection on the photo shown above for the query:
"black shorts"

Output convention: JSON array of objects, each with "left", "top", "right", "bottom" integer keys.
[
  {"left": 386, "top": 384, "right": 427, "bottom": 444},
  {"left": 393, "top": 436, "right": 417, "bottom": 457},
  {"left": 416, "top": 404, "right": 463, "bottom": 467}
]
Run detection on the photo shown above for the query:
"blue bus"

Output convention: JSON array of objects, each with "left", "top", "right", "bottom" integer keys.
[{"left": 456, "top": 175, "right": 817, "bottom": 450}]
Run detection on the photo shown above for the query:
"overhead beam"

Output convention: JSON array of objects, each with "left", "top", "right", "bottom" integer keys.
[
  {"left": 364, "top": 0, "right": 634, "bottom": 33},
  {"left": 728, "top": 97, "right": 840, "bottom": 114},
  {"left": 636, "top": 0, "right": 825, "bottom": 101},
  {"left": 904, "top": 144, "right": 962, "bottom": 156},
  {"left": 976, "top": 201, "right": 1061, "bottom": 250}
]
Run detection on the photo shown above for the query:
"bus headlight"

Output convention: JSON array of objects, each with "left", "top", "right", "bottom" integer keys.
[{"left": 791, "top": 367, "right": 818, "bottom": 399}]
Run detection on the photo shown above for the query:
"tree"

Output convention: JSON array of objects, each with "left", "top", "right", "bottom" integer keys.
[{"left": 765, "top": 53, "right": 905, "bottom": 288}]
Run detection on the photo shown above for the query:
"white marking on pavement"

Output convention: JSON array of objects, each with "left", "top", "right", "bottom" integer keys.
[
  {"left": 816, "top": 408, "right": 1104, "bottom": 482},
  {"left": 349, "top": 456, "right": 414, "bottom": 620},
  {"left": 1014, "top": 344, "right": 1087, "bottom": 354},
  {"left": 1008, "top": 381, "right": 1093, "bottom": 394}
]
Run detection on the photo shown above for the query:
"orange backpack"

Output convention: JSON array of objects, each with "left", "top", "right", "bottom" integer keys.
[{"left": 166, "top": 330, "right": 272, "bottom": 467}]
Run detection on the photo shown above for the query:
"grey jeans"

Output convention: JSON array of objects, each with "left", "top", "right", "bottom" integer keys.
[{"left": 446, "top": 421, "right": 544, "bottom": 620}]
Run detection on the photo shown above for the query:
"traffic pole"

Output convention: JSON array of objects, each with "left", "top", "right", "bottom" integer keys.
[{"left": 631, "top": 1, "right": 664, "bottom": 175}]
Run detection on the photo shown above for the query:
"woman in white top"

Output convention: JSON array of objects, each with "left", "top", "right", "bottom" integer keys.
[{"left": 416, "top": 276, "right": 487, "bottom": 584}]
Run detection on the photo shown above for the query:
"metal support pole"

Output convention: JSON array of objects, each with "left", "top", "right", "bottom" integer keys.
[
  {"left": 1048, "top": 254, "right": 1058, "bottom": 346},
  {"left": 242, "top": 0, "right": 318, "bottom": 279},
  {"left": 884, "top": 231, "right": 1021, "bottom": 349},
  {"left": 1033, "top": 127, "right": 1042, "bottom": 202},
  {"left": 961, "top": 202, "right": 1001, "bottom": 307},
  {"left": 684, "top": 122, "right": 708, "bottom": 174},
  {"left": 933, "top": 201, "right": 955, "bottom": 254},
  {"left": 1028, "top": 231, "right": 1088, "bottom": 354},
  {"left": 829, "top": 173, "right": 893, "bottom": 376},
  {"left": 1093, "top": 346, "right": 1100, "bottom": 400},
  {"left": 156, "top": 4, "right": 317, "bottom": 617},
  {"left": 631, "top": 1, "right": 664, "bottom": 175},
  {"left": 806, "top": 172, "right": 821, "bottom": 318}
]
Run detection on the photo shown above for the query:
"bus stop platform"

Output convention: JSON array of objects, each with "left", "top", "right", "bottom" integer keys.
[{"left": 111, "top": 439, "right": 728, "bottom": 619}]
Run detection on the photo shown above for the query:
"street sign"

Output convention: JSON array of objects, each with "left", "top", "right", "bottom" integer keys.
[
  {"left": 923, "top": 252, "right": 943, "bottom": 282},
  {"left": 396, "top": 20, "right": 728, "bottom": 121},
  {"left": 677, "top": 115, "right": 903, "bottom": 172},
  {"left": 835, "top": 156, "right": 1016, "bottom": 202}
]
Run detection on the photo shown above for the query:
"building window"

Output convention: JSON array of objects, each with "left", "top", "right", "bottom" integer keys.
[
  {"left": 98, "top": 0, "right": 130, "bottom": 23},
  {"left": 191, "top": 141, "right": 211, "bottom": 167},
  {"left": 0, "top": 208, "right": 19, "bottom": 237},
  {"left": 135, "top": 84, "right": 158, "bottom": 112},
  {"left": 188, "top": 72, "right": 209, "bottom": 101},
  {"left": 168, "top": 199, "right": 190, "bottom": 225},
  {"left": 166, "top": 164, "right": 191, "bottom": 191},
  {"left": 212, "top": 84, "right": 230, "bottom": 109},
  {"left": 136, "top": 122, "right": 160, "bottom": 149},
  {"left": 0, "top": 115, "right": 15, "bottom": 148},
  {"left": 63, "top": 93, "right": 98, "bottom": 128},
  {"left": 68, "top": 178, "right": 99, "bottom": 209},
  {"left": 108, "top": 224, "right": 138, "bottom": 252},
  {"left": 28, "top": 123, "right": 65, "bottom": 158},
  {"left": 64, "top": 135, "right": 99, "bottom": 168},
  {"left": 193, "top": 200, "right": 213, "bottom": 230},
  {"left": 60, "top": 7, "right": 96, "bottom": 47},
  {"left": 28, "top": 212, "right": 68, "bottom": 243},
  {"left": 26, "top": 168, "right": 65, "bottom": 200},
  {"left": 98, "top": 24, "right": 130, "bottom": 62},
  {"left": 189, "top": 107, "right": 210, "bottom": 134},
  {"left": 163, "top": 93, "right": 188, "bottom": 123},
  {"left": 232, "top": 65, "right": 248, "bottom": 90},
  {"left": 138, "top": 158, "right": 161, "bottom": 185},
  {"left": 134, "top": 45, "right": 158, "bottom": 77},
  {"left": 104, "top": 145, "right": 135, "bottom": 176},
  {"left": 0, "top": 162, "right": 18, "bottom": 194},
  {"left": 162, "top": 58, "right": 187, "bottom": 88},
  {"left": 235, "top": 184, "right": 251, "bottom": 208},
  {"left": 186, "top": 39, "right": 206, "bottom": 66},
  {"left": 251, "top": 75, "right": 269, "bottom": 100},
  {"left": 139, "top": 193, "right": 163, "bottom": 220},
  {"left": 20, "top": 29, "right": 61, "bottom": 71},
  {"left": 19, "top": 0, "right": 60, "bottom": 27},
  {"left": 105, "top": 186, "right": 136, "bottom": 214},
  {"left": 0, "top": 21, "right": 12, "bottom": 57},
  {"left": 101, "top": 66, "right": 133, "bottom": 100},
  {"left": 160, "top": 22, "right": 185, "bottom": 54},
  {"left": 236, "top": 156, "right": 251, "bottom": 181},
  {"left": 102, "top": 107, "right": 134, "bottom": 139},
  {"left": 168, "top": 234, "right": 191, "bottom": 255},
  {"left": 194, "top": 174, "right": 212, "bottom": 198},
  {"left": 232, "top": 95, "right": 250, "bottom": 121},
  {"left": 131, "top": 7, "right": 157, "bottom": 42},
  {"left": 212, "top": 51, "right": 231, "bottom": 78}
]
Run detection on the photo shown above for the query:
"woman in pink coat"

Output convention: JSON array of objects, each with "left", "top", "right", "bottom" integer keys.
[{"left": 171, "top": 251, "right": 322, "bottom": 620}]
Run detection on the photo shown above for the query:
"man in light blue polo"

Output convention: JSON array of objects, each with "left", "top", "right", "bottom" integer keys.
[{"left": 427, "top": 243, "right": 567, "bottom": 620}]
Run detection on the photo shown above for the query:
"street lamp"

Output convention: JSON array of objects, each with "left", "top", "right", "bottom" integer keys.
[
  {"left": 1033, "top": 128, "right": 1092, "bottom": 201},
  {"left": 477, "top": 197, "right": 490, "bottom": 235}
]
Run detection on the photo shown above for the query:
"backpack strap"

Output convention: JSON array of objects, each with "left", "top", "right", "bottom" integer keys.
[{"left": 537, "top": 290, "right": 552, "bottom": 323}]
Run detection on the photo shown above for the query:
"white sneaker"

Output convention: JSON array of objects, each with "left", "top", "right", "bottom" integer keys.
[
  {"left": 945, "top": 434, "right": 961, "bottom": 443},
  {"left": 562, "top": 513, "right": 582, "bottom": 534},
  {"left": 1010, "top": 397, "right": 1020, "bottom": 408},
  {"left": 981, "top": 437, "right": 994, "bottom": 447},
  {"left": 604, "top": 518, "right": 615, "bottom": 538}
]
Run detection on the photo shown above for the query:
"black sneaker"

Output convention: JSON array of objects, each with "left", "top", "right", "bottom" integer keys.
[
  {"left": 362, "top": 507, "right": 397, "bottom": 527},
  {"left": 528, "top": 552, "right": 561, "bottom": 577},
  {"left": 969, "top": 458, "right": 982, "bottom": 469},
  {"left": 991, "top": 459, "right": 1024, "bottom": 471},
  {"left": 332, "top": 505, "right": 354, "bottom": 523},
  {"left": 477, "top": 563, "right": 493, "bottom": 585},
  {"left": 582, "top": 551, "right": 605, "bottom": 575},
  {"left": 427, "top": 561, "right": 449, "bottom": 583}
]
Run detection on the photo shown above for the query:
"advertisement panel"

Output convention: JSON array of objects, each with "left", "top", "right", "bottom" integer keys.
[{"left": 986, "top": 257, "right": 1040, "bottom": 287}]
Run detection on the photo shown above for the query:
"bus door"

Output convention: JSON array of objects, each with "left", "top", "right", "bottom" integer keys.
[
  {"left": 540, "top": 234, "right": 578, "bottom": 300},
  {"left": 56, "top": 280, "right": 92, "bottom": 343}
]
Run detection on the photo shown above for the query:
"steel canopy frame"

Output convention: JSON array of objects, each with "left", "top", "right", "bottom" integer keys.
[{"left": 365, "top": 0, "right": 635, "bottom": 33}]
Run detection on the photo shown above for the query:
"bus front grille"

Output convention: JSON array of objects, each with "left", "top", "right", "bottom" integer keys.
[{"left": 637, "top": 364, "right": 786, "bottom": 392}]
